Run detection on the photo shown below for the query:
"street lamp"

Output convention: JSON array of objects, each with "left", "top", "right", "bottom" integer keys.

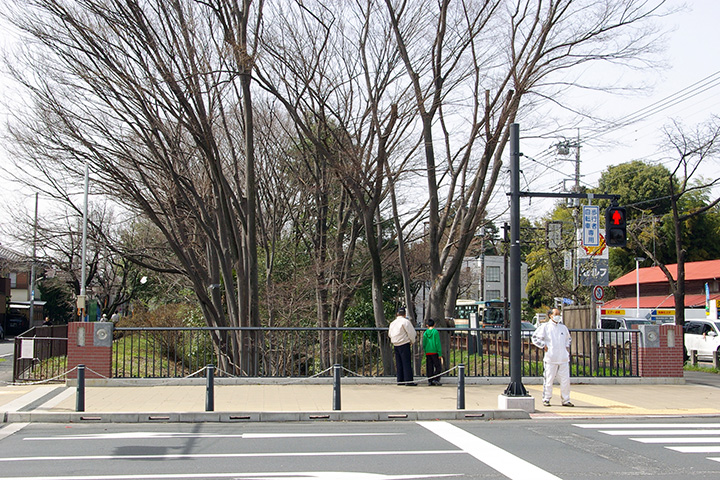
[{"left": 635, "top": 257, "right": 645, "bottom": 317}]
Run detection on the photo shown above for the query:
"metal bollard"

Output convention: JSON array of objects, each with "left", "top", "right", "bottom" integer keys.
[
  {"left": 206, "top": 364, "right": 215, "bottom": 412},
  {"left": 76, "top": 364, "right": 85, "bottom": 412},
  {"left": 332, "top": 364, "right": 341, "bottom": 411},
  {"left": 457, "top": 364, "right": 465, "bottom": 410}
]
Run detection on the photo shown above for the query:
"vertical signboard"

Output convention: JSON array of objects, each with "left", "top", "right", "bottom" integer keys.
[{"left": 582, "top": 205, "right": 600, "bottom": 247}]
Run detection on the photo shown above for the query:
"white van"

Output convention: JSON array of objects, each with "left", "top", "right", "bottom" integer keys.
[
  {"left": 684, "top": 319, "right": 720, "bottom": 360},
  {"left": 599, "top": 317, "right": 653, "bottom": 347}
]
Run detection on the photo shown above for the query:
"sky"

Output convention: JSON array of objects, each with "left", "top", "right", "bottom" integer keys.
[
  {"left": 512, "top": 0, "right": 720, "bottom": 223},
  {"left": 1, "top": 0, "right": 719, "bottom": 251}
]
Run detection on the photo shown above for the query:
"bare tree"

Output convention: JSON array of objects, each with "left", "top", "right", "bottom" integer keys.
[
  {"left": 2, "top": 0, "right": 263, "bottom": 374},
  {"left": 252, "top": 0, "right": 418, "bottom": 372},
  {"left": 631, "top": 117, "right": 720, "bottom": 327},
  {"left": 4, "top": 200, "right": 152, "bottom": 318},
  {"left": 383, "top": 0, "right": 671, "bottom": 339}
]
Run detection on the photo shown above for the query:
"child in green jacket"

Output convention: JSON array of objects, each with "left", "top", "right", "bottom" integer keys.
[{"left": 422, "top": 319, "right": 443, "bottom": 386}]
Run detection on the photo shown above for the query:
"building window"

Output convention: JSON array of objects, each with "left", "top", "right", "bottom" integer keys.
[
  {"left": 9, "top": 273, "right": 17, "bottom": 288},
  {"left": 486, "top": 266, "right": 501, "bottom": 282},
  {"left": 486, "top": 289, "right": 501, "bottom": 300}
]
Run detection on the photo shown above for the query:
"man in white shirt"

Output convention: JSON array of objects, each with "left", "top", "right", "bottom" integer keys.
[
  {"left": 532, "top": 308, "right": 574, "bottom": 407},
  {"left": 388, "top": 307, "right": 417, "bottom": 386}
]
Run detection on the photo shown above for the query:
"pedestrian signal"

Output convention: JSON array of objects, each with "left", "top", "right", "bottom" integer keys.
[{"left": 605, "top": 206, "right": 627, "bottom": 247}]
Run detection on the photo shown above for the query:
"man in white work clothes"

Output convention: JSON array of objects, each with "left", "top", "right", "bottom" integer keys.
[{"left": 532, "top": 308, "right": 574, "bottom": 407}]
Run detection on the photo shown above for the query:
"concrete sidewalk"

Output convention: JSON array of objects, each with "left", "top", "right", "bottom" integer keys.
[{"left": 2, "top": 374, "right": 720, "bottom": 423}]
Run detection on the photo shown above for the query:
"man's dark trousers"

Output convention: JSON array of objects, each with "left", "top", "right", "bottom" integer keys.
[{"left": 394, "top": 343, "right": 413, "bottom": 384}]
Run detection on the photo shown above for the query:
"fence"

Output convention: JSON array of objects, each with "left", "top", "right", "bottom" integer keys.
[
  {"left": 110, "top": 326, "right": 639, "bottom": 379},
  {"left": 13, "top": 325, "right": 68, "bottom": 383},
  {"left": 11, "top": 326, "right": 640, "bottom": 382}
]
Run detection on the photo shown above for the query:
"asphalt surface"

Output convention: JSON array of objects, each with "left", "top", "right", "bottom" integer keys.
[{"left": 4, "top": 418, "right": 720, "bottom": 479}]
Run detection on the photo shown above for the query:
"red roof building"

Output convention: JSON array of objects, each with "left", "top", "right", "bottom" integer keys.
[{"left": 605, "top": 259, "right": 720, "bottom": 309}]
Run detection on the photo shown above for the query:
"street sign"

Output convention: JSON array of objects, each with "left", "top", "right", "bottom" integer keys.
[
  {"left": 582, "top": 205, "right": 600, "bottom": 247},
  {"left": 578, "top": 257, "right": 609, "bottom": 286},
  {"left": 547, "top": 221, "right": 563, "bottom": 249},
  {"left": 592, "top": 285, "right": 605, "bottom": 302}
]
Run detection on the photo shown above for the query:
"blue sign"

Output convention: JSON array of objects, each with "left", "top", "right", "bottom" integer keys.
[{"left": 582, "top": 205, "right": 600, "bottom": 247}]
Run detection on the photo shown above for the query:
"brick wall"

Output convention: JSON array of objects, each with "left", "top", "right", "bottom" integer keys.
[
  {"left": 66, "top": 322, "right": 112, "bottom": 379},
  {"left": 632, "top": 324, "right": 684, "bottom": 377}
]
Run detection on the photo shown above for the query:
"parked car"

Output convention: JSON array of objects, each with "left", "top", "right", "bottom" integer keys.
[
  {"left": 7, "top": 316, "right": 28, "bottom": 336},
  {"left": 521, "top": 321, "right": 536, "bottom": 337},
  {"left": 599, "top": 317, "right": 653, "bottom": 347},
  {"left": 684, "top": 319, "right": 720, "bottom": 361}
]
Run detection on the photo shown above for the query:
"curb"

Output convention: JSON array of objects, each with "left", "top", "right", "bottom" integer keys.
[{"left": 4, "top": 409, "right": 531, "bottom": 423}]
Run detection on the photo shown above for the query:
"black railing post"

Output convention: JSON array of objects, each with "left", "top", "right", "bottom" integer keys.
[
  {"left": 457, "top": 364, "right": 465, "bottom": 410},
  {"left": 333, "top": 364, "right": 341, "bottom": 411},
  {"left": 206, "top": 364, "right": 215, "bottom": 412},
  {"left": 76, "top": 364, "right": 85, "bottom": 412}
]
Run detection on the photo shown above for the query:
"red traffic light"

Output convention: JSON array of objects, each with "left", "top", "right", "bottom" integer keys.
[{"left": 605, "top": 206, "right": 627, "bottom": 247}]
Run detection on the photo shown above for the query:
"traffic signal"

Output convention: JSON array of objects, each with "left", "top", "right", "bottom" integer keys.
[{"left": 605, "top": 206, "right": 627, "bottom": 247}]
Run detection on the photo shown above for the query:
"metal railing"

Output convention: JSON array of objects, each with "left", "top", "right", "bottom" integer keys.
[
  {"left": 110, "top": 326, "right": 640, "bottom": 379},
  {"left": 13, "top": 325, "right": 68, "bottom": 383}
]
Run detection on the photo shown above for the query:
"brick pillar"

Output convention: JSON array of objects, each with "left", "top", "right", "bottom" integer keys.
[
  {"left": 632, "top": 324, "right": 683, "bottom": 377},
  {"left": 67, "top": 322, "right": 113, "bottom": 379}
]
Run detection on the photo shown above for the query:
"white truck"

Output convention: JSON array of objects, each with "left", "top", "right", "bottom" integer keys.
[{"left": 598, "top": 317, "right": 654, "bottom": 347}]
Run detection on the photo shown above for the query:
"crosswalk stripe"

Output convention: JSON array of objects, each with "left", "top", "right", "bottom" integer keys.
[
  {"left": 631, "top": 437, "right": 720, "bottom": 443},
  {"left": 576, "top": 422, "right": 720, "bottom": 465},
  {"left": 598, "top": 429, "right": 720, "bottom": 436},
  {"left": 574, "top": 423, "right": 720, "bottom": 429},
  {"left": 667, "top": 446, "right": 720, "bottom": 453}
]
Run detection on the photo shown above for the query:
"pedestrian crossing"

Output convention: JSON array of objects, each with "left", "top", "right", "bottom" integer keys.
[{"left": 574, "top": 422, "right": 720, "bottom": 464}]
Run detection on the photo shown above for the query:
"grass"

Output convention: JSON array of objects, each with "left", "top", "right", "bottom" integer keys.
[
  {"left": 112, "top": 332, "right": 194, "bottom": 377},
  {"left": 683, "top": 363, "right": 720, "bottom": 374}
]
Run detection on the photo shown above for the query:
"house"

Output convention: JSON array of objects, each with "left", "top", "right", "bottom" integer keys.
[
  {"left": 602, "top": 259, "right": 720, "bottom": 322},
  {"left": 0, "top": 244, "right": 45, "bottom": 333}
]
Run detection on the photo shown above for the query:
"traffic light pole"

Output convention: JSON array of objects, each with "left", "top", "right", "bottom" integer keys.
[
  {"left": 504, "top": 124, "right": 527, "bottom": 397},
  {"left": 504, "top": 123, "right": 620, "bottom": 403}
]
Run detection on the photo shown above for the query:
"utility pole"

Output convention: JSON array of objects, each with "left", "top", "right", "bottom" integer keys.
[
  {"left": 29, "top": 193, "right": 38, "bottom": 327},
  {"left": 556, "top": 133, "right": 581, "bottom": 297}
]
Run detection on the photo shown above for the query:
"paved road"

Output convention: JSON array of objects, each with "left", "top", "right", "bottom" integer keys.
[
  {"left": 685, "top": 369, "right": 720, "bottom": 388},
  {"left": 2, "top": 418, "right": 720, "bottom": 479}
]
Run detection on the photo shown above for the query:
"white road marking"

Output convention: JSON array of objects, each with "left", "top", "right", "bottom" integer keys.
[
  {"left": 667, "top": 446, "right": 720, "bottom": 453},
  {"left": 0, "top": 449, "right": 462, "bottom": 463},
  {"left": 0, "top": 423, "right": 29, "bottom": 441},
  {"left": 418, "top": 421, "right": 562, "bottom": 480},
  {"left": 631, "top": 436, "right": 720, "bottom": 443},
  {"left": 574, "top": 423, "right": 720, "bottom": 429},
  {"left": 25, "top": 432, "right": 402, "bottom": 441},
  {"left": 577, "top": 422, "right": 720, "bottom": 465},
  {"left": 0, "top": 472, "right": 458, "bottom": 480},
  {"left": 598, "top": 429, "right": 720, "bottom": 436}
]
